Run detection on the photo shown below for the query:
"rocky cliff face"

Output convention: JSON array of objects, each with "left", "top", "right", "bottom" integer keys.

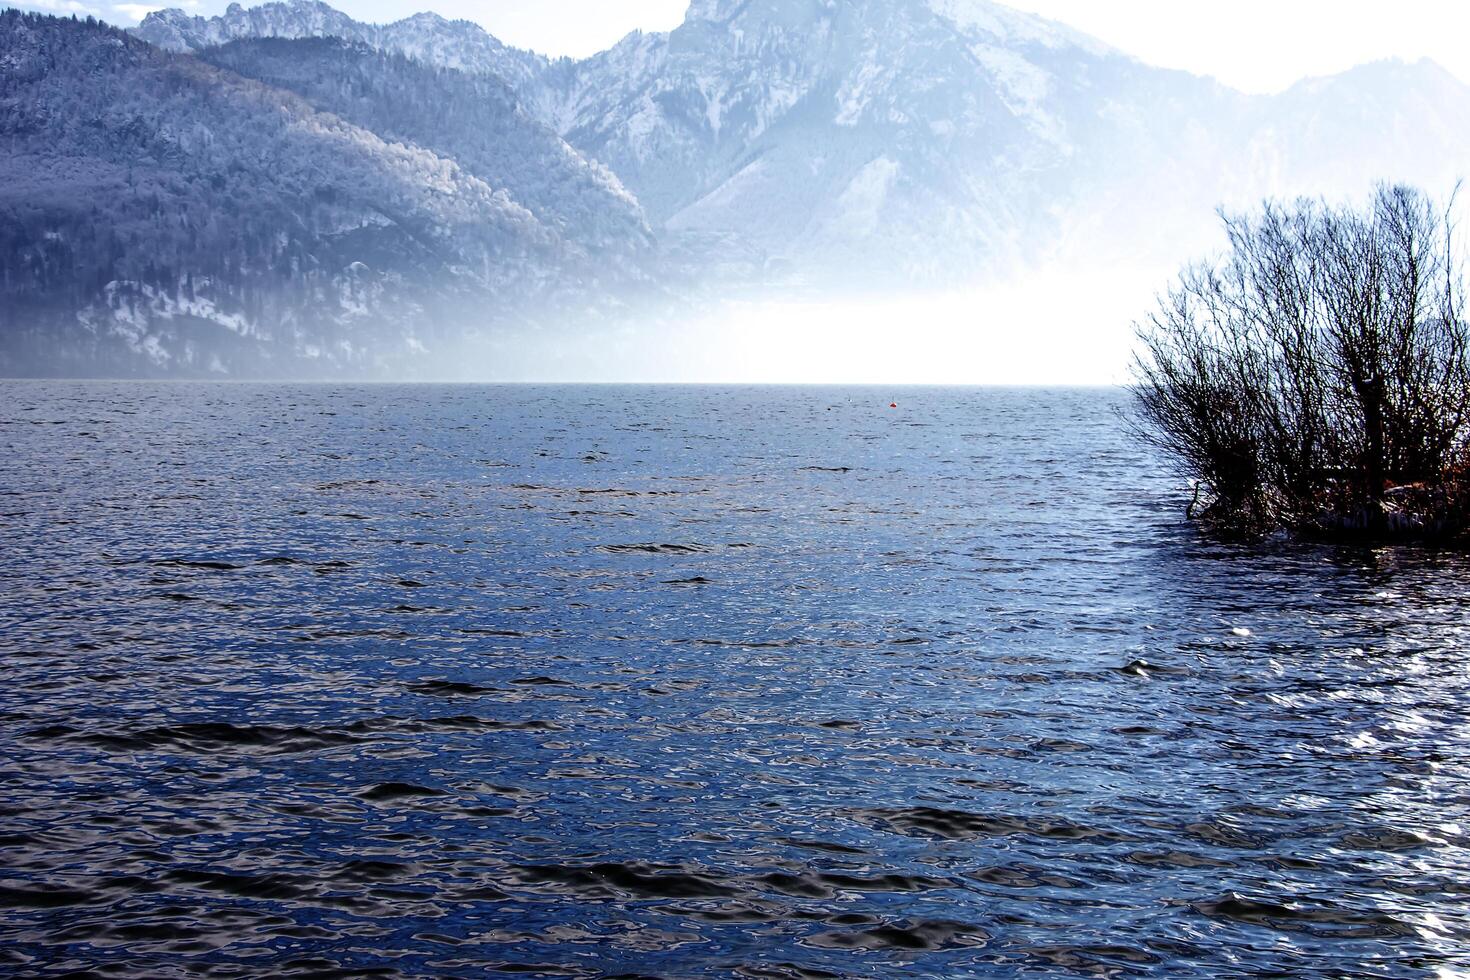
[{"left": 136, "top": 0, "right": 551, "bottom": 90}]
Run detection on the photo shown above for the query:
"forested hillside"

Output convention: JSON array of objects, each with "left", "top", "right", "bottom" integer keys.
[
  {"left": 199, "top": 37, "right": 650, "bottom": 259},
  {"left": 0, "top": 11, "right": 580, "bottom": 375}
]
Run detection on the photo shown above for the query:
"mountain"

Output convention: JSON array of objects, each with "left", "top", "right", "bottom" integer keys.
[
  {"left": 6, "top": 0, "right": 1469, "bottom": 378},
  {"left": 544, "top": 0, "right": 1158, "bottom": 281},
  {"left": 141, "top": 0, "right": 1470, "bottom": 290},
  {"left": 0, "top": 11, "right": 557, "bottom": 376},
  {"left": 1249, "top": 59, "right": 1470, "bottom": 196}
]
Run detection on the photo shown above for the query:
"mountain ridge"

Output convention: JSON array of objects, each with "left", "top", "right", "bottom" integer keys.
[{"left": 136, "top": 0, "right": 554, "bottom": 90}]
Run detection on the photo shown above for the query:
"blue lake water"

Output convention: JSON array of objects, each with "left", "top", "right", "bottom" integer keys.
[{"left": 1, "top": 383, "right": 1468, "bottom": 978}]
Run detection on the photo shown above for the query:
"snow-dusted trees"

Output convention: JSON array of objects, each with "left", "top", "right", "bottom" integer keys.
[
  {"left": 200, "top": 38, "right": 650, "bottom": 254},
  {"left": 1133, "top": 185, "right": 1470, "bottom": 539},
  {"left": 0, "top": 12, "right": 568, "bottom": 375}
]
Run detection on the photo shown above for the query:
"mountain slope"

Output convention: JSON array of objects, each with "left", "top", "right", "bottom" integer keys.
[
  {"left": 549, "top": 0, "right": 1470, "bottom": 283},
  {"left": 534, "top": 0, "right": 1205, "bottom": 281},
  {"left": 0, "top": 11, "right": 560, "bottom": 376},
  {"left": 198, "top": 37, "right": 651, "bottom": 258}
]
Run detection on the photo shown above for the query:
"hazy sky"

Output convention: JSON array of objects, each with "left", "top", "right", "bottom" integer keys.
[{"left": 21, "top": 0, "right": 1470, "bottom": 92}]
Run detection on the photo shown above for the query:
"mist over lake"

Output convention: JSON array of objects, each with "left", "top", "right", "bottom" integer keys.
[{"left": 3, "top": 383, "right": 1468, "bottom": 978}]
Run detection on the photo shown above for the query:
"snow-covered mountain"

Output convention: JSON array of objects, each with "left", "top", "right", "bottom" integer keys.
[
  {"left": 139, "top": 0, "right": 1470, "bottom": 289},
  {"left": 543, "top": 0, "right": 1470, "bottom": 283},
  {"left": 7, "top": 0, "right": 1469, "bottom": 377},
  {"left": 545, "top": 0, "right": 1150, "bottom": 281}
]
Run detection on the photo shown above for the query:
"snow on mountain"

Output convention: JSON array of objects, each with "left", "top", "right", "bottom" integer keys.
[
  {"left": 199, "top": 37, "right": 652, "bottom": 258},
  {"left": 545, "top": 0, "right": 1470, "bottom": 285},
  {"left": 541, "top": 0, "right": 1155, "bottom": 282}
]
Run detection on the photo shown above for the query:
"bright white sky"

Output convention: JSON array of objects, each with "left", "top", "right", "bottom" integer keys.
[{"left": 24, "top": 0, "right": 1470, "bottom": 92}]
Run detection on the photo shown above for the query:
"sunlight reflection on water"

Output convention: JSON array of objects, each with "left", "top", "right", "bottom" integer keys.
[{"left": 0, "top": 383, "right": 1468, "bottom": 978}]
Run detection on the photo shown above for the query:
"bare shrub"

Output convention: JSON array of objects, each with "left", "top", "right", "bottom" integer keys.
[{"left": 1132, "top": 185, "right": 1470, "bottom": 539}]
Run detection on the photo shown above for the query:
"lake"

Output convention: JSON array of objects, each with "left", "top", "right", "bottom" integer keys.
[{"left": 1, "top": 383, "right": 1468, "bottom": 978}]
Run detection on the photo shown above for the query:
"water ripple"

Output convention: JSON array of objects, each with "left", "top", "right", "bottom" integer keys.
[{"left": 1, "top": 383, "right": 1468, "bottom": 978}]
